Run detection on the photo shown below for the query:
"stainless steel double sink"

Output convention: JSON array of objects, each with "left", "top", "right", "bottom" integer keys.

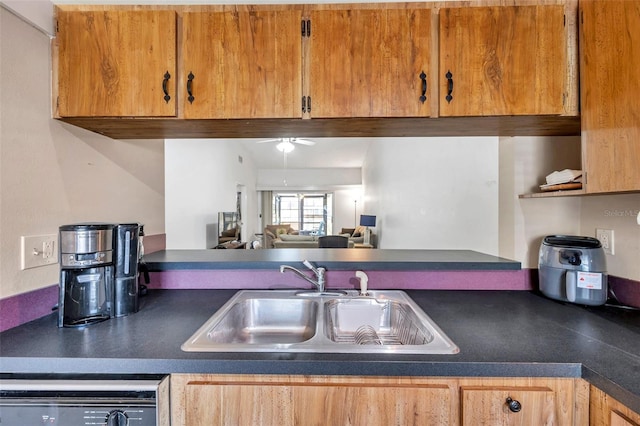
[{"left": 182, "top": 290, "right": 459, "bottom": 354}]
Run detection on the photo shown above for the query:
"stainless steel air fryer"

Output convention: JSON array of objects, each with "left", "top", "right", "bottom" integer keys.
[
  {"left": 113, "top": 223, "right": 141, "bottom": 317},
  {"left": 538, "top": 235, "right": 608, "bottom": 306},
  {"left": 58, "top": 223, "right": 115, "bottom": 327}
]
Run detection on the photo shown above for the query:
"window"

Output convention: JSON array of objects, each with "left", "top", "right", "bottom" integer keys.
[{"left": 273, "top": 192, "right": 333, "bottom": 235}]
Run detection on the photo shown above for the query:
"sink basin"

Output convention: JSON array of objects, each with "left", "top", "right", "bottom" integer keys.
[
  {"left": 183, "top": 297, "right": 318, "bottom": 350},
  {"left": 182, "top": 290, "right": 459, "bottom": 354}
]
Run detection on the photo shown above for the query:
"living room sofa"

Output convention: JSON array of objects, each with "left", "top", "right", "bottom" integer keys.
[
  {"left": 272, "top": 234, "right": 355, "bottom": 248},
  {"left": 264, "top": 224, "right": 374, "bottom": 248}
]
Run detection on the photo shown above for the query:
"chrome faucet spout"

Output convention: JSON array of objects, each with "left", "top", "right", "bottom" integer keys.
[{"left": 280, "top": 261, "right": 326, "bottom": 292}]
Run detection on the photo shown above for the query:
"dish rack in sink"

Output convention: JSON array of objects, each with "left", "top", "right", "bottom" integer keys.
[{"left": 324, "top": 299, "right": 435, "bottom": 346}]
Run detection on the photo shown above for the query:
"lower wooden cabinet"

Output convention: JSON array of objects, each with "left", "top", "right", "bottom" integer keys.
[
  {"left": 459, "top": 378, "right": 588, "bottom": 426},
  {"left": 591, "top": 385, "right": 640, "bottom": 426},
  {"left": 170, "top": 374, "right": 587, "bottom": 426}
]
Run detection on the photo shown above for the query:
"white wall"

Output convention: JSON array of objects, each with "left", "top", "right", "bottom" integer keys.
[
  {"left": 333, "top": 187, "right": 363, "bottom": 231},
  {"left": 0, "top": 1, "right": 54, "bottom": 35},
  {"left": 257, "top": 168, "right": 361, "bottom": 190},
  {"left": 580, "top": 194, "right": 640, "bottom": 281},
  {"left": 362, "top": 137, "right": 499, "bottom": 253},
  {"left": 165, "top": 139, "right": 258, "bottom": 248},
  {"left": 499, "top": 136, "right": 582, "bottom": 268},
  {"left": 0, "top": 8, "right": 165, "bottom": 299}
]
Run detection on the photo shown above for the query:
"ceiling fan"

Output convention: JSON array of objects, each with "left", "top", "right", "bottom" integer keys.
[{"left": 256, "top": 137, "right": 316, "bottom": 152}]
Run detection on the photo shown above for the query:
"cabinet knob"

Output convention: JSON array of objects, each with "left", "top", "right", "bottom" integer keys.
[{"left": 505, "top": 396, "right": 522, "bottom": 413}]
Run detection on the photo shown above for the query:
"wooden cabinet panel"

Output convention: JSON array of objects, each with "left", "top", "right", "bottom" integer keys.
[
  {"left": 439, "top": 5, "right": 566, "bottom": 117},
  {"left": 580, "top": 0, "right": 640, "bottom": 194},
  {"left": 590, "top": 385, "right": 640, "bottom": 426},
  {"left": 181, "top": 10, "right": 302, "bottom": 119},
  {"left": 459, "top": 378, "right": 584, "bottom": 426},
  {"left": 57, "top": 10, "right": 177, "bottom": 117},
  {"left": 309, "top": 8, "right": 432, "bottom": 118},
  {"left": 612, "top": 412, "right": 640, "bottom": 426},
  {"left": 172, "top": 374, "right": 455, "bottom": 426},
  {"left": 461, "top": 386, "right": 556, "bottom": 425}
]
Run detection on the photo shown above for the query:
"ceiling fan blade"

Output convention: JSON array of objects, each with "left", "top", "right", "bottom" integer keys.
[
  {"left": 292, "top": 138, "right": 315, "bottom": 146},
  {"left": 255, "top": 138, "right": 282, "bottom": 144}
]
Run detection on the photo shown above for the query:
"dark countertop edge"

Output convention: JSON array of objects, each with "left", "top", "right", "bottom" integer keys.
[
  {"left": 583, "top": 366, "right": 640, "bottom": 413},
  {"left": 0, "top": 359, "right": 581, "bottom": 379},
  {"left": 147, "top": 261, "right": 521, "bottom": 271},
  {"left": 144, "top": 249, "right": 521, "bottom": 271}
]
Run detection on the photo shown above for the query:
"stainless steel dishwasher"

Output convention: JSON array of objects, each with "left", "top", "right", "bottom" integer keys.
[{"left": 0, "top": 377, "right": 168, "bottom": 426}]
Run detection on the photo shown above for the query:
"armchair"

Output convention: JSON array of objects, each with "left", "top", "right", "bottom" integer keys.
[{"left": 263, "top": 224, "right": 298, "bottom": 248}]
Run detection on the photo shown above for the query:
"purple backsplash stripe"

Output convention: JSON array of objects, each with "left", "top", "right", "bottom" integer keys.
[
  {"left": 2, "top": 267, "right": 638, "bottom": 332},
  {"left": 0, "top": 284, "right": 58, "bottom": 332},
  {"left": 147, "top": 269, "right": 532, "bottom": 291}
]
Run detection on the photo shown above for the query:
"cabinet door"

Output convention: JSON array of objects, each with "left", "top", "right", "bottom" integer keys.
[
  {"left": 439, "top": 6, "right": 566, "bottom": 116},
  {"left": 460, "top": 386, "right": 558, "bottom": 426},
  {"left": 57, "top": 10, "right": 177, "bottom": 117},
  {"left": 612, "top": 412, "right": 640, "bottom": 426},
  {"left": 172, "top": 374, "right": 455, "bottom": 426},
  {"left": 580, "top": 0, "right": 640, "bottom": 194},
  {"left": 591, "top": 385, "right": 640, "bottom": 426},
  {"left": 309, "top": 8, "right": 432, "bottom": 118},
  {"left": 181, "top": 11, "right": 302, "bottom": 119}
]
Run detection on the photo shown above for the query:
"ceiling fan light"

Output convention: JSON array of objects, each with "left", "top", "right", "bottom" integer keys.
[{"left": 276, "top": 140, "right": 295, "bottom": 153}]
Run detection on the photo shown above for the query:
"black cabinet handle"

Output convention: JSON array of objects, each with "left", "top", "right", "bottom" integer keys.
[
  {"left": 419, "top": 71, "right": 427, "bottom": 103},
  {"left": 505, "top": 397, "right": 522, "bottom": 413},
  {"left": 162, "top": 71, "right": 171, "bottom": 103},
  {"left": 187, "top": 72, "right": 195, "bottom": 104},
  {"left": 446, "top": 70, "right": 453, "bottom": 103}
]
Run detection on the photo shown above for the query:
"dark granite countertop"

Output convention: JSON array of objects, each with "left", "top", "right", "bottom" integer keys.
[
  {"left": 1, "top": 290, "right": 639, "bottom": 412},
  {"left": 144, "top": 249, "right": 521, "bottom": 271}
]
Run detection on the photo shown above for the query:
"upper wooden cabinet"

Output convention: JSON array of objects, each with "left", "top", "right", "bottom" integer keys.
[
  {"left": 439, "top": 5, "right": 568, "bottom": 117},
  {"left": 56, "top": 10, "right": 177, "bottom": 117},
  {"left": 53, "top": 4, "right": 581, "bottom": 139},
  {"left": 308, "top": 8, "right": 432, "bottom": 118},
  {"left": 580, "top": 0, "right": 640, "bottom": 194},
  {"left": 180, "top": 10, "right": 302, "bottom": 119}
]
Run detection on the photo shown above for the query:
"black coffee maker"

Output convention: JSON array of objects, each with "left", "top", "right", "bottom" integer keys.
[
  {"left": 58, "top": 223, "right": 115, "bottom": 327},
  {"left": 58, "top": 223, "right": 143, "bottom": 327},
  {"left": 113, "top": 223, "right": 142, "bottom": 317}
]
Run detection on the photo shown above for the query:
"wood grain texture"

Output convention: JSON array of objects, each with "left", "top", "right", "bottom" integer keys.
[
  {"left": 57, "top": 10, "right": 177, "bottom": 117},
  {"left": 580, "top": 0, "right": 640, "bottom": 194},
  {"left": 439, "top": 5, "right": 566, "bottom": 116},
  {"left": 171, "top": 374, "right": 455, "bottom": 426},
  {"left": 157, "top": 375, "right": 171, "bottom": 426},
  {"left": 180, "top": 10, "right": 302, "bottom": 119},
  {"left": 458, "top": 378, "right": 581, "bottom": 426},
  {"left": 170, "top": 375, "right": 583, "bottom": 426},
  {"left": 590, "top": 385, "right": 640, "bottom": 426},
  {"left": 58, "top": 115, "right": 580, "bottom": 139},
  {"left": 309, "top": 8, "right": 432, "bottom": 118}
]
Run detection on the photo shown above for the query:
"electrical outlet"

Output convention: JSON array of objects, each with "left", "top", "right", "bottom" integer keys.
[
  {"left": 20, "top": 234, "right": 58, "bottom": 270},
  {"left": 596, "top": 228, "right": 615, "bottom": 255}
]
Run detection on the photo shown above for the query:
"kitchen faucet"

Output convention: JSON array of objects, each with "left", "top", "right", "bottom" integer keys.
[{"left": 280, "top": 260, "right": 326, "bottom": 293}]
